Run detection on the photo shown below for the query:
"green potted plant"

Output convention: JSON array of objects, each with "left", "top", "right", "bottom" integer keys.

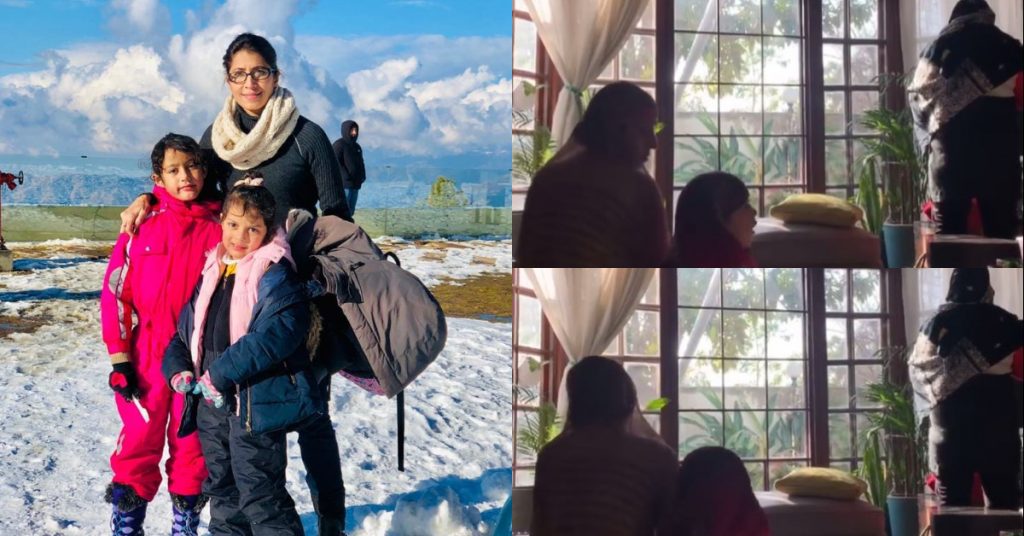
[
  {"left": 853, "top": 75, "right": 926, "bottom": 268},
  {"left": 512, "top": 384, "right": 562, "bottom": 533},
  {"left": 858, "top": 347, "right": 926, "bottom": 536}
]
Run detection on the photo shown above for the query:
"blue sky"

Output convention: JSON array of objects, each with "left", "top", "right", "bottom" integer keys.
[{"left": 0, "top": 0, "right": 512, "bottom": 163}]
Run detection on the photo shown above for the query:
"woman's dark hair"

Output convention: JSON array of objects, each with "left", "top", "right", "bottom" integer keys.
[
  {"left": 150, "top": 133, "right": 220, "bottom": 201},
  {"left": 223, "top": 172, "right": 278, "bottom": 243},
  {"left": 566, "top": 356, "right": 637, "bottom": 429},
  {"left": 674, "top": 172, "right": 749, "bottom": 240},
  {"left": 950, "top": 0, "right": 994, "bottom": 21},
  {"left": 222, "top": 33, "right": 279, "bottom": 73},
  {"left": 571, "top": 81, "right": 655, "bottom": 156}
]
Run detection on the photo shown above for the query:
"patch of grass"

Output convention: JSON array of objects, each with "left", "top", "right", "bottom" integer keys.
[
  {"left": 431, "top": 272, "right": 512, "bottom": 322},
  {"left": 0, "top": 315, "right": 49, "bottom": 338}
]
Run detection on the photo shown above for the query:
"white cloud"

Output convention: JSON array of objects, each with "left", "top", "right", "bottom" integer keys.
[
  {"left": 0, "top": 0, "right": 511, "bottom": 160},
  {"left": 109, "top": 0, "right": 171, "bottom": 36}
]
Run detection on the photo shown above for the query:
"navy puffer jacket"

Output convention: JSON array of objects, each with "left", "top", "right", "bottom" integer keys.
[{"left": 163, "top": 261, "right": 323, "bottom": 435}]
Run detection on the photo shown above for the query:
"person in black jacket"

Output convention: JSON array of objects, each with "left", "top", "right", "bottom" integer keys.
[{"left": 332, "top": 120, "right": 366, "bottom": 214}]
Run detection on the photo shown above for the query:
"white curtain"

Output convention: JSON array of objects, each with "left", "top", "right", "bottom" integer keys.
[
  {"left": 523, "top": 267, "right": 658, "bottom": 436},
  {"left": 900, "top": 0, "right": 1024, "bottom": 70},
  {"left": 523, "top": 0, "right": 652, "bottom": 146}
]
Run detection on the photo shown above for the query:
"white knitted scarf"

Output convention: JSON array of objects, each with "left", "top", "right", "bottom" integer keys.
[{"left": 211, "top": 86, "right": 299, "bottom": 170}]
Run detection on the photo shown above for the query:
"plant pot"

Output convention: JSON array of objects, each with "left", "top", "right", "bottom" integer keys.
[
  {"left": 883, "top": 223, "right": 916, "bottom": 267},
  {"left": 887, "top": 495, "right": 920, "bottom": 536}
]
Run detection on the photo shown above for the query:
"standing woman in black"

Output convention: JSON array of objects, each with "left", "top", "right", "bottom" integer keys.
[{"left": 120, "top": 33, "right": 350, "bottom": 535}]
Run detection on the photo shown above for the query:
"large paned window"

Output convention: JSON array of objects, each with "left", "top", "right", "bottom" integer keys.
[
  {"left": 512, "top": 270, "right": 551, "bottom": 487},
  {"left": 513, "top": 0, "right": 541, "bottom": 191},
  {"left": 821, "top": 0, "right": 888, "bottom": 200},
  {"left": 672, "top": 0, "right": 806, "bottom": 216}
]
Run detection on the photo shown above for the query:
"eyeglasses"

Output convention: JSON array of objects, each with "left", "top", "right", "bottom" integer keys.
[{"left": 227, "top": 67, "right": 276, "bottom": 84}]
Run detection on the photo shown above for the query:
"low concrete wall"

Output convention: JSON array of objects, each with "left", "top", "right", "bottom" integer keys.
[{"left": 1, "top": 205, "right": 511, "bottom": 241}]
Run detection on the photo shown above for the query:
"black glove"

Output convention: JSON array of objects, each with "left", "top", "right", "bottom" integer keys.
[{"left": 109, "top": 362, "right": 142, "bottom": 402}]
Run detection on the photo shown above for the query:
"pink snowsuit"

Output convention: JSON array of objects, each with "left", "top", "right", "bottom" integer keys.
[{"left": 100, "top": 186, "right": 223, "bottom": 501}]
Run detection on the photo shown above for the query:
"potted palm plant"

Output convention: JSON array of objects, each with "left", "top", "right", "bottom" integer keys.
[
  {"left": 512, "top": 385, "right": 561, "bottom": 533},
  {"left": 858, "top": 347, "right": 926, "bottom": 536},
  {"left": 855, "top": 106, "right": 924, "bottom": 268}
]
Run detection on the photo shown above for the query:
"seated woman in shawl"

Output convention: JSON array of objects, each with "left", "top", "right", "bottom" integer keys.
[
  {"left": 908, "top": 268, "right": 1024, "bottom": 508},
  {"left": 908, "top": 0, "right": 1023, "bottom": 238},
  {"left": 516, "top": 82, "right": 670, "bottom": 267},
  {"left": 672, "top": 172, "right": 757, "bottom": 268},
  {"left": 670, "top": 446, "right": 771, "bottom": 536},
  {"left": 530, "top": 356, "right": 677, "bottom": 536}
]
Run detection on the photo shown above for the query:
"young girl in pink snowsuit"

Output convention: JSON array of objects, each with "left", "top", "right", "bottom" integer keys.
[{"left": 101, "top": 133, "right": 223, "bottom": 535}]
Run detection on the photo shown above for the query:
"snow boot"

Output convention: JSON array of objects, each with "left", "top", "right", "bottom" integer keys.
[
  {"left": 106, "top": 483, "right": 148, "bottom": 535},
  {"left": 312, "top": 495, "right": 347, "bottom": 536},
  {"left": 170, "top": 493, "right": 207, "bottom": 536}
]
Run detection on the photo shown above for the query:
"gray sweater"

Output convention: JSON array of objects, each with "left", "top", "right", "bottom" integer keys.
[{"left": 200, "top": 109, "right": 351, "bottom": 224}]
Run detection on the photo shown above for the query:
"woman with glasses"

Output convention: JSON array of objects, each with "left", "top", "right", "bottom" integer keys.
[{"left": 119, "top": 32, "right": 350, "bottom": 536}]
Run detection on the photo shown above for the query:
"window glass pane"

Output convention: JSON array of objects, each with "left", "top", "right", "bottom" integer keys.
[
  {"left": 515, "top": 410, "right": 541, "bottom": 464},
  {"left": 825, "top": 139, "right": 849, "bottom": 186},
  {"left": 637, "top": 0, "right": 657, "bottom": 29},
  {"left": 746, "top": 462, "right": 766, "bottom": 490},
  {"left": 724, "top": 360, "right": 767, "bottom": 409},
  {"left": 765, "top": 0, "right": 801, "bottom": 36},
  {"left": 850, "top": 44, "right": 879, "bottom": 86},
  {"left": 676, "top": 0, "right": 718, "bottom": 32},
  {"left": 826, "top": 318, "right": 849, "bottom": 360},
  {"left": 854, "top": 365, "right": 883, "bottom": 408},
  {"left": 513, "top": 18, "right": 537, "bottom": 72},
  {"left": 767, "top": 312, "right": 804, "bottom": 358},
  {"left": 675, "top": 137, "right": 720, "bottom": 183},
  {"left": 720, "top": 84, "right": 763, "bottom": 137},
  {"left": 851, "top": 90, "right": 880, "bottom": 134},
  {"left": 768, "top": 411, "right": 807, "bottom": 457},
  {"left": 825, "top": 269, "right": 849, "bottom": 312},
  {"left": 625, "top": 362, "right": 661, "bottom": 408},
  {"left": 768, "top": 360, "right": 805, "bottom": 409},
  {"left": 829, "top": 413, "right": 853, "bottom": 458},
  {"left": 720, "top": 36, "right": 762, "bottom": 84},
  {"left": 852, "top": 270, "right": 881, "bottom": 313},
  {"left": 723, "top": 311, "right": 766, "bottom": 358},
  {"left": 641, "top": 277, "right": 660, "bottom": 305},
  {"left": 679, "top": 309, "right": 723, "bottom": 357},
  {"left": 675, "top": 33, "right": 719, "bottom": 83},
  {"left": 720, "top": 0, "right": 760, "bottom": 34},
  {"left": 828, "top": 365, "right": 851, "bottom": 408},
  {"left": 725, "top": 410, "right": 767, "bottom": 458},
  {"left": 516, "top": 354, "right": 543, "bottom": 408},
  {"left": 853, "top": 318, "right": 881, "bottom": 359},
  {"left": 721, "top": 135, "right": 762, "bottom": 185},
  {"left": 680, "top": 411, "right": 724, "bottom": 457},
  {"left": 765, "top": 268, "right": 804, "bottom": 310},
  {"left": 824, "top": 92, "right": 847, "bottom": 135},
  {"left": 764, "top": 86, "right": 802, "bottom": 136},
  {"left": 675, "top": 83, "right": 719, "bottom": 135},
  {"left": 512, "top": 76, "right": 537, "bottom": 130},
  {"left": 678, "top": 269, "right": 722, "bottom": 307},
  {"left": 724, "top": 269, "right": 765, "bottom": 309},
  {"left": 517, "top": 295, "right": 542, "bottom": 348},
  {"left": 823, "top": 43, "right": 845, "bottom": 86},
  {"left": 625, "top": 310, "right": 660, "bottom": 356},
  {"left": 823, "top": 0, "right": 845, "bottom": 38},
  {"left": 849, "top": 0, "right": 879, "bottom": 39},
  {"left": 764, "top": 37, "right": 801, "bottom": 85},
  {"left": 764, "top": 137, "right": 802, "bottom": 185},
  {"left": 514, "top": 469, "right": 535, "bottom": 487},
  {"left": 620, "top": 34, "right": 656, "bottom": 82},
  {"left": 680, "top": 359, "right": 723, "bottom": 409}
]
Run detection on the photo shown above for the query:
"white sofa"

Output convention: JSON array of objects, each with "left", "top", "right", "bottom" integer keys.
[
  {"left": 751, "top": 217, "right": 883, "bottom": 268},
  {"left": 756, "top": 491, "right": 886, "bottom": 536}
]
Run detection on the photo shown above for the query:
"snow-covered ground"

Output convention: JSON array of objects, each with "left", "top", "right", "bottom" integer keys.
[{"left": 0, "top": 240, "right": 512, "bottom": 536}]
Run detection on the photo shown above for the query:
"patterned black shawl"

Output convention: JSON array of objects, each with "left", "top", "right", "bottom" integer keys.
[{"left": 908, "top": 0, "right": 1022, "bottom": 139}]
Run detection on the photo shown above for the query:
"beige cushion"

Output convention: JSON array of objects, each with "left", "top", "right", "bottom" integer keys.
[
  {"left": 756, "top": 491, "right": 886, "bottom": 536},
  {"left": 752, "top": 217, "right": 882, "bottom": 268},
  {"left": 770, "top": 193, "right": 864, "bottom": 227},
  {"left": 775, "top": 467, "right": 868, "bottom": 500}
]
